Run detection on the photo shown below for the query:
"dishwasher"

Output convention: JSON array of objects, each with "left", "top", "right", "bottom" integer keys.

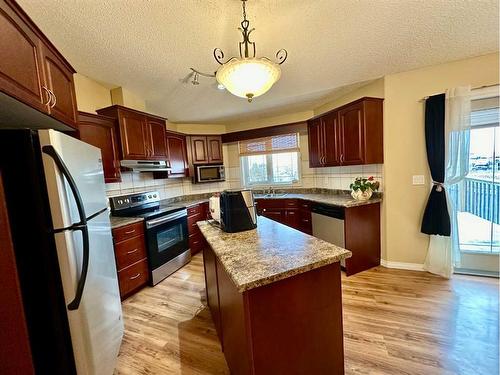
[{"left": 311, "top": 204, "right": 346, "bottom": 268}]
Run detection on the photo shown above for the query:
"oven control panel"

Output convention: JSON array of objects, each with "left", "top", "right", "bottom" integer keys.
[{"left": 109, "top": 191, "right": 160, "bottom": 212}]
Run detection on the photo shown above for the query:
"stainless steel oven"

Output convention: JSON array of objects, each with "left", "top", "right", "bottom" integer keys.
[
  {"left": 145, "top": 208, "right": 189, "bottom": 285},
  {"left": 195, "top": 164, "right": 225, "bottom": 183},
  {"left": 109, "top": 191, "right": 191, "bottom": 286}
]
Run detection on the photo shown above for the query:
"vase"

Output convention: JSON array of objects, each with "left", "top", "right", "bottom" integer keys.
[{"left": 351, "top": 188, "right": 373, "bottom": 201}]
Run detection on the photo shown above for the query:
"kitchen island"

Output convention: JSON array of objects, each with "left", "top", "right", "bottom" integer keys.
[{"left": 197, "top": 217, "right": 351, "bottom": 375}]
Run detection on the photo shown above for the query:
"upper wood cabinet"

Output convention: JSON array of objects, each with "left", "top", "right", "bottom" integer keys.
[
  {"left": 77, "top": 111, "right": 121, "bottom": 183},
  {"left": 166, "top": 132, "right": 188, "bottom": 177},
  {"left": 207, "top": 135, "right": 223, "bottom": 163},
  {"left": 0, "top": 0, "right": 78, "bottom": 129},
  {"left": 189, "top": 135, "right": 209, "bottom": 164},
  {"left": 41, "top": 45, "right": 78, "bottom": 127},
  {"left": 96, "top": 105, "right": 168, "bottom": 161},
  {"left": 307, "top": 112, "right": 340, "bottom": 168},
  {"left": 307, "top": 97, "right": 383, "bottom": 167},
  {"left": 187, "top": 135, "right": 223, "bottom": 164}
]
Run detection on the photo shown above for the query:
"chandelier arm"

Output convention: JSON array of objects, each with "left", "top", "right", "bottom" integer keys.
[
  {"left": 213, "top": 48, "right": 226, "bottom": 65},
  {"left": 190, "top": 68, "right": 215, "bottom": 78},
  {"left": 275, "top": 49, "right": 288, "bottom": 65}
]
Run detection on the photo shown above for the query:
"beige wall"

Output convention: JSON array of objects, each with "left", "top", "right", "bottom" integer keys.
[
  {"left": 225, "top": 110, "right": 313, "bottom": 132},
  {"left": 383, "top": 52, "right": 499, "bottom": 265},
  {"left": 111, "top": 87, "right": 146, "bottom": 112},
  {"left": 73, "top": 73, "right": 112, "bottom": 113},
  {"left": 314, "top": 79, "right": 385, "bottom": 116},
  {"left": 168, "top": 122, "right": 227, "bottom": 134}
]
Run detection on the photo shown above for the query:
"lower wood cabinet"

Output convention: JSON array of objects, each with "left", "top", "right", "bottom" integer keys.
[
  {"left": 111, "top": 221, "right": 148, "bottom": 299},
  {"left": 187, "top": 202, "right": 209, "bottom": 255},
  {"left": 203, "top": 245, "right": 345, "bottom": 374},
  {"left": 257, "top": 198, "right": 381, "bottom": 275},
  {"left": 256, "top": 199, "right": 310, "bottom": 234}
]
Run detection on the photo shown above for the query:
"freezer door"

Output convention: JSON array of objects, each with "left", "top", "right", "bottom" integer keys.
[
  {"left": 39, "top": 129, "right": 108, "bottom": 228},
  {"left": 53, "top": 210, "right": 123, "bottom": 375}
]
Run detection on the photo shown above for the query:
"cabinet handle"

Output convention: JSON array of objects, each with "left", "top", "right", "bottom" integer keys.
[
  {"left": 42, "top": 86, "right": 51, "bottom": 106},
  {"left": 340, "top": 154, "right": 344, "bottom": 164},
  {"left": 124, "top": 229, "right": 136, "bottom": 234},
  {"left": 49, "top": 89, "right": 57, "bottom": 108},
  {"left": 127, "top": 248, "right": 139, "bottom": 254},
  {"left": 193, "top": 241, "right": 200, "bottom": 245},
  {"left": 129, "top": 273, "right": 141, "bottom": 280}
]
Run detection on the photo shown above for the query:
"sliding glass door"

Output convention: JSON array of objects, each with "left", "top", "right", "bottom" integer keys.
[{"left": 454, "top": 96, "right": 499, "bottom": 276}]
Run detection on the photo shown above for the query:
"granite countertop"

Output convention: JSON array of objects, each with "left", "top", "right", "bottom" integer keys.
[
  {"left": 253, "top": 193, "right": 381, "bottom": 208},
  {"left": 197, "top": 217, "right": 352, "bottom": 292},
  {"left": 109, "top": 215, "right": 144, "bottom": 229}
]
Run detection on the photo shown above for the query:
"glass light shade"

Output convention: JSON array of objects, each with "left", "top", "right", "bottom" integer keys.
[{"left": 216, "top": 57, "right": 281, "bottom": 102}]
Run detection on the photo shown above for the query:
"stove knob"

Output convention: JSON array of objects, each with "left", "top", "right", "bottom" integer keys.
[
  {"left": 148, "top": 195, "right": 152, "bottom": 198},
  {"left": 153, "top": 194, "right": 157, "bottom": 198},
  {"left": 117, "top": 199, "right": 123, "bottom": 204}
]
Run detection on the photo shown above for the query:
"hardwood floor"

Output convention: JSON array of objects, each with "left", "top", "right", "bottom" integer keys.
[{"left": 114, "top": 254, "right": 499, "bottom": 375}]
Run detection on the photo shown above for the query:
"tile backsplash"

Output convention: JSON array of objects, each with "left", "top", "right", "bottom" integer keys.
[
  {"left": 105, "top": 172, "right": 228, "bottom": 199},
  {"left": 105, "top": 163, "right": 383, "bottom": 199}
]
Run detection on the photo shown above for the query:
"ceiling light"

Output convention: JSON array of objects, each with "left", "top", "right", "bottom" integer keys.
[{"left": 190, "top": 0, "right": 287, "bottom": 102}]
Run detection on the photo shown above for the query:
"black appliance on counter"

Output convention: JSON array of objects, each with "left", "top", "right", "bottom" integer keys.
[
  {"left": 220, "top": 189, "right": 257, "bottom": 233},
  {"left": 110, "top": 192, "right": 190, "bottom": 285}
]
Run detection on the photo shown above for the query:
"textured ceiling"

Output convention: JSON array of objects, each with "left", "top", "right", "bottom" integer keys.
[{"left": 18, "top": 0, "right": 499, "bottom": 124}]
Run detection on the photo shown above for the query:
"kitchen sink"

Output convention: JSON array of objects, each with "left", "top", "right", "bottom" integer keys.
[{"left": 263, "top": 193, "right": 288, "bottom": 198}]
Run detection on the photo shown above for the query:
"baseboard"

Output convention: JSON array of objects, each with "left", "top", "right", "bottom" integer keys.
[{"left": 380, "top": 259, "right": 425, "bottom": 271}]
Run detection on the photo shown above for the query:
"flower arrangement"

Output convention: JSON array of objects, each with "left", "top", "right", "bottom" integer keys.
[{"left": 350, "top": 176, "right": 379, "bottom": 201}]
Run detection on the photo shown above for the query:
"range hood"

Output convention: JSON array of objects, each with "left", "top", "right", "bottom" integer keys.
[{"left": 120, "top": 160, "right": 170, "bottom": 172}]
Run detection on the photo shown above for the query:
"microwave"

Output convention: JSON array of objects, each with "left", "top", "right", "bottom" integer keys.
[{"left": 194, "top": 164, "right": 225, "bottom": 183}]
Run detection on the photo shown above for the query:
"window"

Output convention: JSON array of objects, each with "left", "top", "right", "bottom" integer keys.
[
  {"left": 452, "top": 90, "right": 499, "bottom": 275},
  {"left": 240, "top": 133, "right": 300, "bottom": 186}
]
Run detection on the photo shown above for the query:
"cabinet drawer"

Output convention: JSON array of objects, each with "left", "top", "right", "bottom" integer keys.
[
  {"left": 284, "top": 199, "right": 299, "bottom": 208},
  {"left": 112, "top": 221, "right": 144, "bottom": 243},
  {"left": 188, "top": 212, "right": 203, "bottom": 234},
  {"left": 299, "top": 200, "right": 311, "bottom": 210},
  {"left": 118, "top": 259, "right": 148, "bottom": 298},
  {"left": 187, "top": 204, "right": 203, "bottom": 216},
  {"left": 189, "top": 232, "right": 206, "bottom": 254},
  {"left": 114, "top": 235, "right": 147, "bottom": 271}
]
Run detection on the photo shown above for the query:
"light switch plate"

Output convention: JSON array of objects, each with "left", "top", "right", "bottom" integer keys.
[{"left": 412, "top": 175, "right": 425, "bottom": 185}]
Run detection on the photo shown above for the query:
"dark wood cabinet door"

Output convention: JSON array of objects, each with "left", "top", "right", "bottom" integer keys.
[
  {"left": 207, "top": 135, "right": 223, "bottom": 163},
  {"left": 77, "top": 112, "right": 121, "bottom": 183},
  {"left": 166, "top": 132, "right": 188, "bottom": 177},
  {"left": 323, "top": 112, "right": 341, "bottom": 166},
  {"left": 307, "top": 118, "right": 323, "bottom": 167},
  {"left": 203, "top": 246, "right": 222, "bottom": 342},
  {"left": 190, "top": 136, "right": 209, "bottom": 164},
  {"left": 284, "top": 209, "right": 300, "bottom": 229},
  {"left": 118, "top": 110, "right": 148, "bottom": 159},
  {"left": 147, "top": 119, "right": 168, "bottom": 160},
  {"left": 41, "top": 45, "right": 78, "bottom": 129},
  {"left": 339, "top": 102, "right": 365, "bottom": 165},
  {"left": 261, "top": 209, "right": 284, "bottom": 223},
  {"left": 0, "top": 2, "right": 46, "bottom": 112}
]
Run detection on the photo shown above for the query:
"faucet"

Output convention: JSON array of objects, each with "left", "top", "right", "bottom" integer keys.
[{"left": 268, "top": 186, "right": 275, "bottom": 196}]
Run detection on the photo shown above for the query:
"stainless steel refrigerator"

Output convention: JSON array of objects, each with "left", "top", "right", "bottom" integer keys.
[{"left": 0, "top": 129, "right": 123, "bottom": 374}]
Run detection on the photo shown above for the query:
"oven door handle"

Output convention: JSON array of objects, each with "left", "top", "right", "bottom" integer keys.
[{"left": 146, "top": 209, "right": 187, "bottom": 229}]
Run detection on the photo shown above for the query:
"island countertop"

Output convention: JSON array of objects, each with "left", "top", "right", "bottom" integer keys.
[{"left": 197, "top": 216, "right": 351, "bottom": 292}]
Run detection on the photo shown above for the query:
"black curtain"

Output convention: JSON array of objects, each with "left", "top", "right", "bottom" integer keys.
[{"left": 421, "top": 94, "right": 451, "bottom": 236}]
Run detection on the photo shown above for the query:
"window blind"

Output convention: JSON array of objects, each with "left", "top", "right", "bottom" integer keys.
[{"left": 238, "top": 133, "right": 300, "bottom": 156}]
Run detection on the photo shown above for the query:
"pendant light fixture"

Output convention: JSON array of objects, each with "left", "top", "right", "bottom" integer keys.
[{"left": 190, "top": 0, "right": 287, "bottom": 102}]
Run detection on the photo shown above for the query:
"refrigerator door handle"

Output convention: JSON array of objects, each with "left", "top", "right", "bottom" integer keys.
[
  {"left": 42, "top": 145, "right": 90, "bottom": 310},
  {"left": 66, "top": 224, "right": 90, "bottom": 310}
]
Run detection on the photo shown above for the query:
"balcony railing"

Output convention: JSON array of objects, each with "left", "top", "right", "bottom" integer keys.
[{"left": 462, "top": 178, "right": 500, "bottom": 225}]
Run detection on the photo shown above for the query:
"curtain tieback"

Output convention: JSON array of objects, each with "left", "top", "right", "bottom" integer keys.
[{"left": 432, "top": 181, "right": 445, "bottom": 192}]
